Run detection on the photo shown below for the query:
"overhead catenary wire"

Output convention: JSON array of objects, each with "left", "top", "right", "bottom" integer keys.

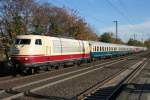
[
  {"left": 105, "top": 0, "right": 140, "bottom": 41},
  {"left": 106, "top": 0, "right": 134, "bottom": 25}
]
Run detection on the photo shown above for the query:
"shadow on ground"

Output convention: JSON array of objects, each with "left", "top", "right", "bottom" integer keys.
[
  {"left": 124, "top": 83, "right": 150, "bottom": 94},
  {"left": 71, "top": 83, "right": 150, "bottom": 100},
  {"left": 0, "top": 61, "right": 13, "bottom": 76},
  {"left": 25, "top": 92, "right": 70, "bottom": 100}
]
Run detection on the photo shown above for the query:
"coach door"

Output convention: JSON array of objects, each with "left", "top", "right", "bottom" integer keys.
[
  {"left": 45, "top": 39, "right": 51, "bottom": 56},
  {"left": 82, "top": 41, "right": 85, "bottom": 58},
  {"left": 46, "top": 46, "right": 51, "bottom": 55}
]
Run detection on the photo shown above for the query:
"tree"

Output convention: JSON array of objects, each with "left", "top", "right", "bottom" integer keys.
[
  {"left": 0, "top": 0, "right": 99, "bottom": 61},
  {"left": 127, "top": 38, "right": 145, "bottom": 47},
  {"left": 0, "top": 0, "right": 36, "bottom": 61},
  {"left": 144, "top": 39, "right": 150, "bottom": 48},
  {"left": 99, "top": 32, "right": 113, "bottom": 43},
  {"left": 112, "top": 38, "right": 124, "bottom": 44},
  {"left": 0, "top": 0, "right": 36, "bottom": 37}
]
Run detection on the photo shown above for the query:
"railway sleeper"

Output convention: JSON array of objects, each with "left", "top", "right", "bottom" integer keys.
[
  {"left": 5, "top": 88, "right": 20, "bottom": 94},
  {"left": 85, "top": 96, "right": 106, "bottom": 100}
]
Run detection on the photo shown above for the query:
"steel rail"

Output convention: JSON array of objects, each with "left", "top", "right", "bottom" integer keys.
[
  {"left": 0, "top": 58, "right": 126, "bottom": 100},
  {"left": 76, "top": 59, "right": 145, "bottom": 100}
]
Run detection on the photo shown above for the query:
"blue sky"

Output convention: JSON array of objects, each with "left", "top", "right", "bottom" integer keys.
[{"left": 41, "top": 0, "right": 150, "bottom": 42}]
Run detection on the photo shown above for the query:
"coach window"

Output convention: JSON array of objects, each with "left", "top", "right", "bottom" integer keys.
[
  {"left": 95, "top": 46, "right": 96, "bottom": 51},
  {"left": 96, "top": 46, "right": 98, "bottom": 51},
  {"left": 35, "top": 39, "right": 42, "bottom": 45},
  {"left": 97, "top": 47, "right": 99, "bottom": 51}
]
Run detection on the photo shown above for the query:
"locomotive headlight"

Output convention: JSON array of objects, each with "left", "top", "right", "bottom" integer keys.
[
  {"left": 24, "top": 57, "right": 29, "bottom": 61},
  {"left": 9, "top": 57, "right": 11, "bottom": 60}
]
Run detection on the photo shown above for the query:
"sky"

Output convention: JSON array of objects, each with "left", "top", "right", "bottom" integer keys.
[{"left": 40, "top": 0, "right": 150, "bottom": 42}]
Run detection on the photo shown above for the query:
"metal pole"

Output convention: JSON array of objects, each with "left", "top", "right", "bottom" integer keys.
[{"left": 113, "top": 20, "right": 118, "bottom": 42}]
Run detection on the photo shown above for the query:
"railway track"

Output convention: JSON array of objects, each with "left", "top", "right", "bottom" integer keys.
[
  {"left": 76, "top": 57, "right": 149, "bottom": 100},
  {"left": 0, "top": 56, "right": 129, "bottom": 100},
  {"left": 0, "top": 51, "right": 146, "bottom": 83},
  {"left": 0, "top": 56, "right": 127, "bottom": 84},
  {"left": 0, "top": 52, "right": 147, "bottom": 100},
  {"left": 0, "top": 52, "right": 144, "bottom": 83}
]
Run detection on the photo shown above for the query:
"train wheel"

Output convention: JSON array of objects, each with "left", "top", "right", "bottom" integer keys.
[
  {"left": 76, "top": 61, "right": 81, "bottom": 67},
  {"left": 12, "top": 64, "right": 21, "bottom": 76},
  {"left": 87, "top": 59, "right": 92, "bottom": 63},
  {"left": 12, "top": 64, "right": 17, "bottom": 76},
  {"left": 73, "top": 61, "right": 78, "bottom": 67},
  {"left": 53, "top": 65, "right": 59, "bottom": 69},
  {"left": 27, "top": 68, "right": 35, "bottom": 75},
  {"left": 92, "top": 58, "right": 96, "bottom": 62},
  {"left": 57, "top": 64, "right": 63, "bottom": 69},
  {"left": 46, "top": 66, "right": 51, "bottom": 71}
]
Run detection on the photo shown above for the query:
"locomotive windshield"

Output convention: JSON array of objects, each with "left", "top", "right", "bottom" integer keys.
[{"left": 15, "top": 39, "right": 31, "bottom": 45}]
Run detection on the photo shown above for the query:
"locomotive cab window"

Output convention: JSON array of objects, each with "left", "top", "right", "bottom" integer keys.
[
  {"left": 35, "top": 39, "right": 42, "bottom": 45},
  {"left": 15, "top": 39, "right": 31, "bottom": 45}
]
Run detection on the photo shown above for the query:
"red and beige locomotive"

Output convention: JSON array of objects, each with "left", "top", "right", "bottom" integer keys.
[{"left": 11, "top": 35, "right": 90, "bottom": 74}]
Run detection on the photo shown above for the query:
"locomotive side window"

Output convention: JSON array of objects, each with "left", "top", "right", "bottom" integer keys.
[
  {"left": 35, "top": 39, "right": 42, "bottom": 45},
  {"left": 15, "top": 39, "right": 31, "bottom": 45}
]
